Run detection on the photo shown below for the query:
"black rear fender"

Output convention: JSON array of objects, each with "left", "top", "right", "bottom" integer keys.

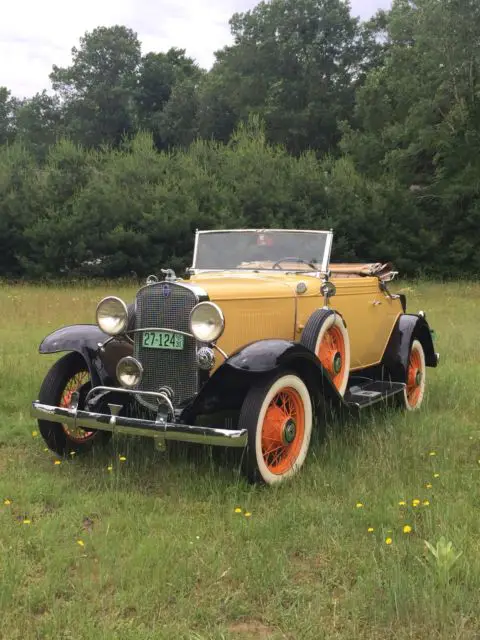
[
  {"left": 382, "top": 314, "right": 438, "bottom": 382},
  {"left": 39, "top": 325, "right": 133, "bottom": 387}
]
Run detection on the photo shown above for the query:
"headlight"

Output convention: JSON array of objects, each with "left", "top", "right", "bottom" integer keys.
[
  {"left": 116, "top": 356, "right": 143, "bottom": 389},
  {"left": 96, "top": 296, "right": 128, "bottom": 335},
  {"left": 189, "top": 302, "right": 224, "bottom": 342}
]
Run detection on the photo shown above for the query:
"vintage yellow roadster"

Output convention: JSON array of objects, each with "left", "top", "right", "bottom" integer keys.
[{"left": 31, "top": 229, "right": 439, "bottom": 484}]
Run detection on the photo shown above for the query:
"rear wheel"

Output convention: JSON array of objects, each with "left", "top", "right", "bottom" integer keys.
[
  {"left": 400, "top": 339, "right": 426, "bottom": 411},
  {"left": 300, "top": 309, "right": 350, "bottom": 396},
  {"left": 38, "top": 352, "right": 111, "bottom": 456},
  {"left": 239, "top": 371, "right": 313, "bottom": 484}
]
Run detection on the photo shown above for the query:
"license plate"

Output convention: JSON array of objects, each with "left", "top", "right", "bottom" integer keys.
[{"left": 142, "top": 331, "right": 184, "bottom": 350}]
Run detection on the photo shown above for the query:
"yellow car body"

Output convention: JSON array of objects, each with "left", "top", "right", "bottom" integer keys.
[{"left": 190, "top": 269, "right": 402, "bottom": 373}]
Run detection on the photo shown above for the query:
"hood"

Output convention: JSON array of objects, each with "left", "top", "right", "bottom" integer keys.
[{"left": 187, "top": 271, "right": 303, "bottom": 302}]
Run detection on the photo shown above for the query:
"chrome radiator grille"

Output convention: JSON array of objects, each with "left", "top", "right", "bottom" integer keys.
[{"left": 134, "top": 282, "right": 199, "bottom": 409}]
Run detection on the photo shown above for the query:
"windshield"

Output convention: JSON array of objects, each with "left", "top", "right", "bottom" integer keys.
[{"left": 192, "top": 229, "right": 332, "bottom": 272}]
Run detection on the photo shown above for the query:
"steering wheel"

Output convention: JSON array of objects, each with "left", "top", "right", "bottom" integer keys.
[{"left": 272, "top": 257, "right": 318, "bottom": 270}]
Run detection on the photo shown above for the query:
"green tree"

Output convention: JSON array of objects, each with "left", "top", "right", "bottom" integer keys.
[
  {"left": 0, "top": 87, "right": 17, "bottom": 146},
  {"left": 14, "top": 92, "right": 63, "bottom": 159},
  {"left": 50, "top": 26, "right": 141, "bottom": 147},
  {"left": 200, "top": 0, "right": 365, "bottom": 154},
  {"left": 342, "top": 0, "right": 480, "bottom": 275},
  {"left": 0, "top": 143, "right": 41, "bottom": 276},
  {"left": 136, "top": 49, "right": 203, "bottom": 148}
]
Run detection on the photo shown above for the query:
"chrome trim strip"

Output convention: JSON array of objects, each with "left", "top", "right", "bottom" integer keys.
[
  {"left": 189, "top": 268, "right": 323, "bottom": 275},
  {"left": 31, "top": 402, "right": 247, "bottom": 448},
  {"left": 135, "top": 279, "right": 205, "bottom": 300},
  {"left": 196, "top": 229, "right": 332, "bottom": 234},
  {"left": 213, "top": 343, "right": 228, "bottom": 360},
  {"left": 192, "top": 229, "right": 199, "bottom": 274},
  {"left": 85, "top": 385, "right": 174, "bottom": 406},
  {"left": 322, "top": 230, "right": 334, "bottom": 274}
]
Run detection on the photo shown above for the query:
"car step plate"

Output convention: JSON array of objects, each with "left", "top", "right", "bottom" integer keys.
[{"left": 345, "top": 380, "right": 405, "bottom": 409}]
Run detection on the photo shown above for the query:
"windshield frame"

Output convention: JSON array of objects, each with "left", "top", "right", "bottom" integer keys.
[{"left": 190, "top": 228, "right": 334, "bottom": 275}]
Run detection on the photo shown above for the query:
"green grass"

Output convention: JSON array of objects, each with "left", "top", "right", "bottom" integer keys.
[{"left": 1, "top": 281, "right": 480, "bottom": 639}]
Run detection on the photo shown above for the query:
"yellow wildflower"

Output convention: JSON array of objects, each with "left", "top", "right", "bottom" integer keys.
[
  {"left": 425, "top": 483, "right": 432, "bottom": 489},
  {"left": 3, "top": 499, "right": 12, "bottom": 506},
  {"left": 433, "top": 473, "right": 440, "bottom": 478},
  {"left": 367, "top": 527, "right": 374, "bottom": 533},
  {"left": 244, "top": 512, "right": 252, "bottom": 518},
  {"left": 107, "top": 465, "right": 113, "bottom": 472},
  {"left": 423, "top": 500, "right": 430, "bottom": 506},
  {"left": 403, "top": 525, "right": 412, "bottom": 534},
  {"left": 385, "top": 537, "right": 393, "bottom": 545},
  {"left": 356, "top": 502, "right": 364, "bottom": 509},
  {"left": 31, "top": 430, "right": 38, "bottom": 438},
  {"left": 398, "top": 500, "right": 406, "bottom": 506},
  {"left": 429, "top": 451, "right": 436, "bottom": 456},
  {"left": 412, "top": 499, "right": 420, "bottom": 507},
  {"left": 76, "top": 540, "right": 85, "bottom": 547},
  {"left": 54, "top": 460, "right": 61, "bottom": 466},
  {"left": 234, "top": 507, "right": 242, "bottom": 513},
  {"left": 119, "top": 456, "right": 127, "bottom": 462},
  {"left": 43, "top": 448, "right": 48, "bottom": 452},
  {"left": 23, "top": 518, "right": 31, "bottom": 525}
]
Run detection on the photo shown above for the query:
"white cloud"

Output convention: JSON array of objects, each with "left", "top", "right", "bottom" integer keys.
[{"left": 1, "top": 0, "right": 391, "bottom": 99}]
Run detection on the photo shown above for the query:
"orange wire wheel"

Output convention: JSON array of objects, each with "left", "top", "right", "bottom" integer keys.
[
  {"left": 301, "top": 310, "right": 351, "bottom": 396},
  {"left": 403, "top": 339, "right": 426, "bottom": 410},
  {"left": 240, "top": 373, "right": 313, "bottom": 484},
  {"left": 38, "top": 352, "right": 111, "bottom": 457},
  {"left": 60, "top": 370, "right": 95, "bottom": 442}
]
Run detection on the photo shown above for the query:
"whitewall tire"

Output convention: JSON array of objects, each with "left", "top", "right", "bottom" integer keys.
[
  {"left": 300, "top": 310, "right": 350, "bottom": 396},
  {"left": 239, "top": 372, "right": 313, "bottom": 484},
  {"left": 402, "top": 339, "right": 426, "bottom": 411}
]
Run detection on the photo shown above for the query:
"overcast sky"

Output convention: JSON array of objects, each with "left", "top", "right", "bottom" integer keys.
[{"left": 1, "top": 0, "right": 391, "bottom": 99}]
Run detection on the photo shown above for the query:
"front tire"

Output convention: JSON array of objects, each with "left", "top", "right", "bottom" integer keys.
[
  {"left": 37, "top": 352, "right": 111, "bottom": 456},
  {"left": 239, "top": 371, "right": 313, "bottom": 484}
]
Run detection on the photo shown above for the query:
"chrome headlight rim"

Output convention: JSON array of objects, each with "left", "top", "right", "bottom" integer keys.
[
  {"left": 189, "top": 301, "right": 225, "bottom": 343},
  {"left": 116, "top": 356, "right": 143, "bottom": 389},
  {"left": 96, "top": 296, "right": 129, "bottom": 336}
]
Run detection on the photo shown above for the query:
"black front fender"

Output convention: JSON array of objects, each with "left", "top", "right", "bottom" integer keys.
[
  {"left": 382, "top": 314, "right": 438, "bottom": 382},
  {"left": 39, "top": 325, "right": 133, "bottom": 386},
  {"left": 181, "top": 339, "right": 343, "bottom": 421}
]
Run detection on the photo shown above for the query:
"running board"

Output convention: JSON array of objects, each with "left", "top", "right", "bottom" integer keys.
[{"left": 344, "top": 379, "right": 405, "bottom": 410}]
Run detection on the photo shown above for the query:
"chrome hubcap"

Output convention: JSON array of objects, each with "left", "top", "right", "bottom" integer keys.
[
  {"left": 283, "top": 419, "right": 296, "bottom": 444},
  {"left": 333, "top": 352, "right": 342, "bottom": 375}
]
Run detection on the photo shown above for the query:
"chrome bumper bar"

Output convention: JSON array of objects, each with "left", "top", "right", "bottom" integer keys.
[{"left": 30, "top": 401, "right": 248, "bottom": 448}]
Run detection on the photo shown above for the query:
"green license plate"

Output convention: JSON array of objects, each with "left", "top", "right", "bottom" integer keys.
[{"left": 142, "top": 331, "right": 184, "bottom": 350}]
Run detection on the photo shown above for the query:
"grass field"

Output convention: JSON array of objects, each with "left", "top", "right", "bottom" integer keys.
[{"left": 1, "top": 281, "right": 479, "bottom": 639}]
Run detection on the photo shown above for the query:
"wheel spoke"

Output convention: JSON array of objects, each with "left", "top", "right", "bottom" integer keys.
[
  {"left": 261, "top": 386, "right": 306, "bottom": 475},
  {"left": 60, "top": 370, "right": 95, "bottom": 442}
]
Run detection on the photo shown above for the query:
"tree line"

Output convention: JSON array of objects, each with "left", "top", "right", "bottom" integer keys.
[{"left": 1, "top": 0, "right": 479, "bottom": 279}]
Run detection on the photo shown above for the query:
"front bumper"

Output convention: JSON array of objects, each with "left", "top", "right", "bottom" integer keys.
[{"left": 30, "top": 401, "right": 248, "bottom": 448}]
